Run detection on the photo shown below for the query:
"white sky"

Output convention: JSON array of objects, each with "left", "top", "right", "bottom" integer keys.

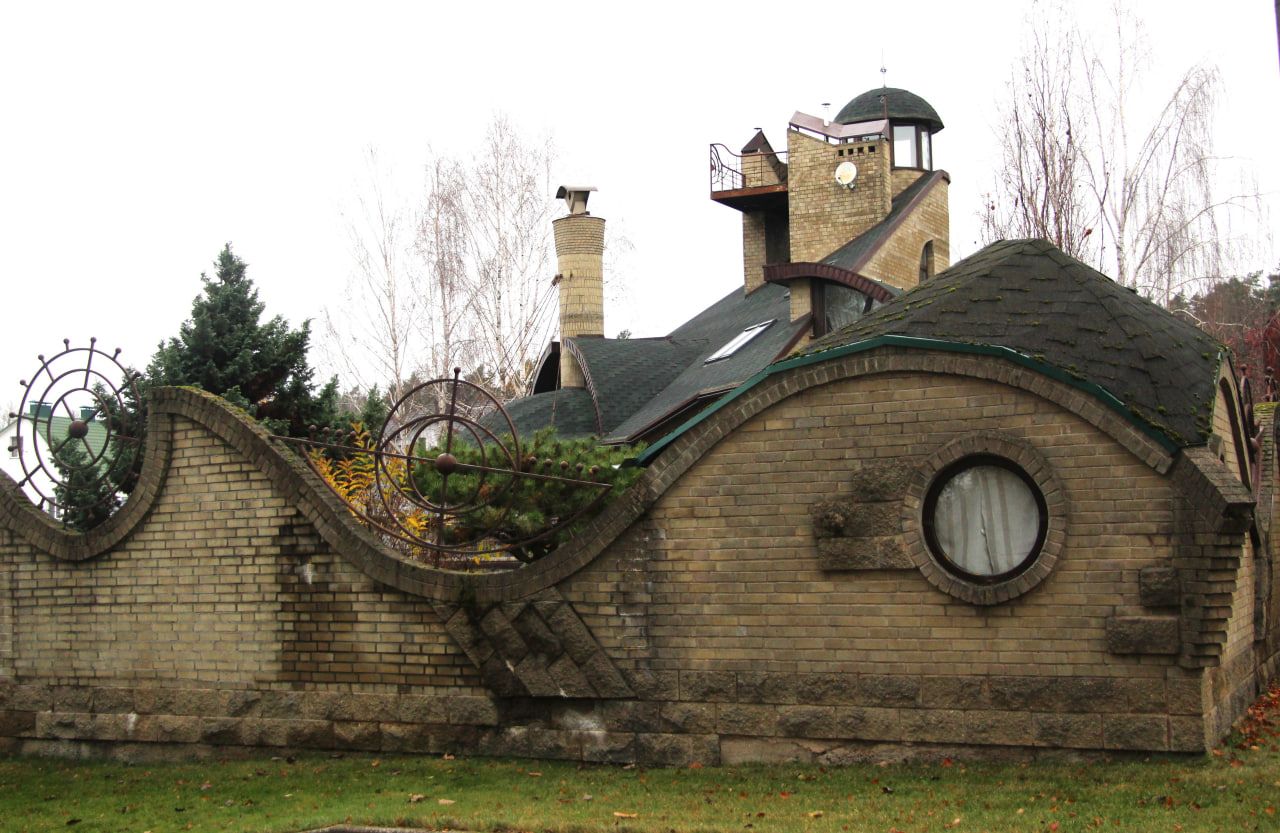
[{"left": 2, "top": 0, "right": 1277, "bottom": 413}]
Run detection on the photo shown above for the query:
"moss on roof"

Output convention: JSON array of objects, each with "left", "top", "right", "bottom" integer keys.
[{"left": 802, "top": 239, "right": 1223, "bottom": 446}]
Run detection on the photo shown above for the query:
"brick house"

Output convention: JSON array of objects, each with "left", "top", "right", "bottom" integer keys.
[{"left": 0, "top": 87, "right": 1275, "bottom": 763}]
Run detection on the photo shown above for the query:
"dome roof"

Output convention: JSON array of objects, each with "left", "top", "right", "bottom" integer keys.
[{"left": 835, "top": 87, "right": 944, "bottom": 132}]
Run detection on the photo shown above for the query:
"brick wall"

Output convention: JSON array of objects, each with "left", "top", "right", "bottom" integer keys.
[
  {"left": 787, "top": 130, "right": 890, "bottom": 264},
  {"left": 862, "top": 177, "right": 950, "bottom": 291},
  {"left": 0, "top": 359, "right": 1273, "bottom": 764}
]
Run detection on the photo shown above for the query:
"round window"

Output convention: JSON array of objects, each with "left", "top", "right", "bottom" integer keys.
[{"left": 923, "top": 455, "right": 1048, "bottom": 584}]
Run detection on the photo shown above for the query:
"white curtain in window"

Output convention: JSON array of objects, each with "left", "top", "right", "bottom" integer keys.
[{"left": 932, "top": 465, "right": 1039, "bottom": 576}]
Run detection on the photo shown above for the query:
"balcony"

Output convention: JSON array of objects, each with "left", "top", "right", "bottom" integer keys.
[{"left": 709, "top": 143, "right": 788, "bottom": 212}]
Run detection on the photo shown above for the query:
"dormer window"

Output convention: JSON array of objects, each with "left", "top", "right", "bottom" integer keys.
[
  {"left": 813, "top": 282, "right": 879, "bottom": 337},
  {"left": 891, "top": 124, "right": 933, "bottom": 170},
  {"left": 706, "top": 320, "right": 774, "bottom": 363}
]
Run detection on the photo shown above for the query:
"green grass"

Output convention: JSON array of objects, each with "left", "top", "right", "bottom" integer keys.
[
  {"left": 3, "top": 686, "right": 1280, "bottom": 833},
  {"left": 0, "top": 745, "right": 1276, "bottom": 833}
]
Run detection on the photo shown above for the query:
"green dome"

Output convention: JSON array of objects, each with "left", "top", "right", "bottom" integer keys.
[{"left": 835, "top": 87, "right": 944, "bottom": 133}]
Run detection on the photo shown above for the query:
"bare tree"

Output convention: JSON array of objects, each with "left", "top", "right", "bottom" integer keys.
[
  {"left": 455, "top": 116, "right": 560, "bottom": 399},
  {"left": 324, "top": 148, "right": 423, "bottom": 407},
  {"left": 982, "top": 2, "right": 1262, "bottom": 304},
  {"left": 325, "top": 116, "right": 564, "bottom": 419}
]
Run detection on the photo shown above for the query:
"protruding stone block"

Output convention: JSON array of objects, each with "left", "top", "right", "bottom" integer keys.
[
  {"left": 1139, "top": 567, "right": 1181, "bottom": 608},
  {"left": 1106, "top": 616, "right": 1181, "bottom": 655}
]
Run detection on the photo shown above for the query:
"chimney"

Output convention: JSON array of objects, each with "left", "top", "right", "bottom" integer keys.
[{"left": 553, "top": 185, "right": 604, "bottom": 389}]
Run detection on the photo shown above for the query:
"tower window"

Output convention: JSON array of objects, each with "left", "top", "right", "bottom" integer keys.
[{"left": 891, "top": 124, "right": 933, "bottom": 170}]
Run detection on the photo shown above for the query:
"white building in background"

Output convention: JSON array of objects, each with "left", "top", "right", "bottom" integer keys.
[{"left": 0, "top": 401, "right": 108, "bottom": 518}]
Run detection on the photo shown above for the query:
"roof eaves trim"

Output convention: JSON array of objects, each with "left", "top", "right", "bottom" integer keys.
[
  {"left": 763, "top": 263, "right": 896, "bottom": 301},
  {"left": 635, "top": 334, "right": 1185, "bottom": 466}
]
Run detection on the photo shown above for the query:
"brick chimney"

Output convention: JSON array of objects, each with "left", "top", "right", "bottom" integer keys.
[{"left": 553, "top": 186, "right": 604, "bottom": 389}]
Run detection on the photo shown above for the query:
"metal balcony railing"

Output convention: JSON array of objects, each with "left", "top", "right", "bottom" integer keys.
[{"left": 709, "top": 143, "right": 788, "bottom": 194}]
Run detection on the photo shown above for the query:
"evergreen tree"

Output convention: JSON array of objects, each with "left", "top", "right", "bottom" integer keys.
[
  {"left": 148, "top": 244, "right": 339, "bottom": 436},
  {"left": 51, "top": 438, "right": 122, "bottom": 531}
]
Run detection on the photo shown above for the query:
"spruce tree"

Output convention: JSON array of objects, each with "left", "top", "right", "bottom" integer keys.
[
  {"left": 148, "top": 244, "right": 339, "bottom": 437},
  {"left": 51, "top": 438, "right": 122, "bottom": 531}
]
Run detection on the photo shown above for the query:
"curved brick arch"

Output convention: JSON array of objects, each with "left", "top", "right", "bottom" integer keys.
[{"left": 0, "top": 413, "right": 173, "bottom": 561}]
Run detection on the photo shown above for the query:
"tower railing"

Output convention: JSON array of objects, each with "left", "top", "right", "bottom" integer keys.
[{"left": 709, "top": 143, "right": 788, "bottom": 194}]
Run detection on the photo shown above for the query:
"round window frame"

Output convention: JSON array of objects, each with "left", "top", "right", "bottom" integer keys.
[
  {"left": 922, "top": 454, "right": 1048, "bottom": 585},
  {"left": 903, "top": 433, "right": 1067, "bottom": 606}
]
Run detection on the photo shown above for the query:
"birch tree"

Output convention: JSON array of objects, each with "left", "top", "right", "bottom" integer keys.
[{"left": 982, "top": 2, "right": 1262, "bottom": 304}]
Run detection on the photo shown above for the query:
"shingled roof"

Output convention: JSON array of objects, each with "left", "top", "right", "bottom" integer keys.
[
  {"left": 803, "top": 238, "right": 1224, "bottom": 446},
  {"left": 603, "top": 282, "right": 805, "bottom": 443}
]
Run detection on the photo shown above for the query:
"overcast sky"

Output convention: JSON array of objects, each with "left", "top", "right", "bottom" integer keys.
[{"left": 1, "top": 0, "right": 1277, "bottom": 414}]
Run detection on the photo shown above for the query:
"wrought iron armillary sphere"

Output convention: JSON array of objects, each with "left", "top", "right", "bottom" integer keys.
[{"left": 9, "top": 338, "right": 145, "bottom": 521}]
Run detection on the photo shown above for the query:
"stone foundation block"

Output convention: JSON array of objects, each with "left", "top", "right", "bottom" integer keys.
[
  {"left": 0, "top": 685, "right": 53, "bottom": 712},
  {"left": 1102, "top": 714, "right": 1169, "bottom": 751},
  {"left": 0, "top": 709, "right": 36, "bottom": 736},
  {"left": 831, "top": 707, "right": 901, "bottom": 741},
  {"left": 91, "top": 687, "right": 135, "bottom": 714},
  {"left": 721, "top": 737, "right": 816, "bottom": 765},
  {"left": 1031, "top": 713, "right": 1102, "bottom": 748},
  {"left": 660, "top": 702, "right": 715, "bottom": 734},
  {"left": 380, "top": 722, "right": 432, "bottom": 753},
  {"left": 135, "top": 715, "right": 203, "bottom": 744},
  {"left": 445, "top": 696, "right": 499, "bottom": 726},
  {"left": 857, "top": 675, "right": 919, "bottom": 707},
  {"left": 849, "top": 463, "right": 912, "bottom": 502},
  {"left": 680, "top": 671, "right": 735, "bottom": 702},
  {"left": 795, "top": 673, "right": 858, "bottom": 705},
  {"left": 397, "top": 695, "right": 448, "bottom": 724},
  {"left": 1166, "top": 676, "right": 1203, "bottom": 715},
  {"left": 1169, "top": 716, "right": 1206, "bottom": 752},
  {"left": 634, "top": 733, "right": 719, "bottom": 767},
  {"left": 581, "top": 731, "right": 635, "bottom": 764},
  {"left": 737, "top": 672, "right": 800, "bottom": 704},
  {"left": 921, "top": 677, "right": 989, "bottom": 710},
  {"left": 333, "top": 721, "right": 382, "bottom": 751},
  {"left": 599, "top": 701, "right": 661, "bottom": 733},
  {"left": 717, "top": 704, "right": 777, "bottom": 736}
]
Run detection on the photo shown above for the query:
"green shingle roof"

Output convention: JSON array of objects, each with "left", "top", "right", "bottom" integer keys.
[
  {"left": 498, "top": 388, "right": 599, "bottom": 440},
  {"left": 603, "top": 283, "right": 804, "bottom": 442},
  {"left": 836, "top": 87, "right": 944, "bottom": 132},
  {"left": 803, "top": 238, "right": 1223, "bottom": 446}
]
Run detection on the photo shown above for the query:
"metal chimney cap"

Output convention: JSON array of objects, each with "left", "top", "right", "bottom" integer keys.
[{"left": 556, "top": 185, "right": 597, "bottom": 215}]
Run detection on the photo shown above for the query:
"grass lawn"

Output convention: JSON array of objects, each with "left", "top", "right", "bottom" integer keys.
[{"left": 2, "top": 685, "right": 1278, "bottom": 833}]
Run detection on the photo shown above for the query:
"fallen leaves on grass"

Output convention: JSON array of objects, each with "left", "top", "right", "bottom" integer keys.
[{"left": 613, "top": 811, "right": 638, "bottom": 818}]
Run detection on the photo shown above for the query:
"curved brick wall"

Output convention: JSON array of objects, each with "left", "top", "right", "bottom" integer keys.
[{"left": 0, "top": 350, "right": 1274, "bottom": 764}]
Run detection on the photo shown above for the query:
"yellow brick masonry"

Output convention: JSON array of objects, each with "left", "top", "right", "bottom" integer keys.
[
  {"left": 554, "top": 213, "right": 606, "bottom": 389},
  {"left": 4, "top": 416, "right": 481, "bottom": 695},
  {"left": 574, "top": 372, "right": 1179, "bottom": 681},
  {"left": 786, "top": 130, "right": 891, "bottom": 264},
  {"left": 862, "top": 177, "right": 950, "bottom": 291}
]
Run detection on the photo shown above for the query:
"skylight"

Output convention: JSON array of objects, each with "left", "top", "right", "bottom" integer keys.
[{"left": 705, "top": 319, "right": 775, "bottom": 363}]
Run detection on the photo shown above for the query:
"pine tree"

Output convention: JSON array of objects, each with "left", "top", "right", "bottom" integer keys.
[
  {"left": 51, "top": 438, "right": 122, "bottom": 531},
  {"left": 148, "top": 244, "right": 339, "bottom": 436}
]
